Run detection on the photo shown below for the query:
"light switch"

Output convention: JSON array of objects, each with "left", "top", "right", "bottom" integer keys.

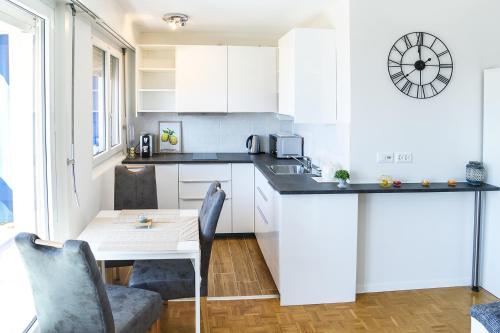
[{"left": 377, "top": 152, "right": 394, "bottom": 163}]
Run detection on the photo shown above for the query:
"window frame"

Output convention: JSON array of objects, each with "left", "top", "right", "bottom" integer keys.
[
  {"left": 0, "top": 1, "right": 53, "bottom": 332},
  {"left": 91, "top": 35, "right": 124, "bottom": 166}
]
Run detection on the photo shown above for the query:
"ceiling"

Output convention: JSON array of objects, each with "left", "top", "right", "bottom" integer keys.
[{"left": 116, "top": 0, "right": 333, "bottom": 35}]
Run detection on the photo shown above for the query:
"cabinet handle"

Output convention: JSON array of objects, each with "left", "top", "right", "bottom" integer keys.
[
  {"left": 256, "top": 186, "right": 268, "bottom": 202},
  {"left": 256, "top": 206, "right": 269, "bottom": 225}
]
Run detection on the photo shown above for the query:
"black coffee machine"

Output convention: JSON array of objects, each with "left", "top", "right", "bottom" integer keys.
[{"left": 139, "top": 134, "right": 153, "bottom": 157}]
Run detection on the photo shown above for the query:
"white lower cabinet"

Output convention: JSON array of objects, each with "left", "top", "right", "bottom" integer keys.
[
  {"left": 254, "top": 167, "right": 359, "bottom": 306},
  {"left": 232, "top": 164, "right": 255, "bottom": 233},
  {"left": 254, "top": 168, "right": 280, "bottom": 289},
  {"left": 178, "top": 163, "right": 255, "bottom": 234},
  {"left": 179, "top": 164, "right": 232, "bottom": 234}
]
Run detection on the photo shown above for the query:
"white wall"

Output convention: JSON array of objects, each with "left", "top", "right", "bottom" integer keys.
[
  {"left": 348, "top": 0, "right": 500, "bottom": 292},
  {"left": 77, "top": 0, "right": 137, "bottom": 44},
  {"left": 52, "top": 2, "right": 133, "bottom": 240}
]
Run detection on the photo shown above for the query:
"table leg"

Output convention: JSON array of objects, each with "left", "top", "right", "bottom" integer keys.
[
  {"left": 472, "top": 191, "right": 482, "bottom": 292},
  {"left": 195, "top": 255, "right": 201, "bottom": 333}
]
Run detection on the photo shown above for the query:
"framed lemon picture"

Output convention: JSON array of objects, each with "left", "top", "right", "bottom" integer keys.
[{"left": 159, "top": 121, "right": 182, "bottom": 153}]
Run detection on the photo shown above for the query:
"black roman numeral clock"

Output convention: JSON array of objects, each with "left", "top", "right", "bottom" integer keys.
[{"left": 388, "top": 32, "right": 453, "bottom": 99}]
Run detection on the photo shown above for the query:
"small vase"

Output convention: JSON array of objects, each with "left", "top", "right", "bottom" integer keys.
[{"left": 337, "top": 179, "right": 347, "bottom": 188}]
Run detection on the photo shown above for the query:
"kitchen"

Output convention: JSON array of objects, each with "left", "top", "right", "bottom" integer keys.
[{"left": 3, "top": 0, "right": 500, "bottom": 332}]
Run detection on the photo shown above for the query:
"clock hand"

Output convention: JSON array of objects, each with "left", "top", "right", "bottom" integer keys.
[
  {"left": 418, "top": 45, "right": 422, "bottom": 61},
  {"left": 405, "top": 68, "right": 418, "bottom": 77},
  {"left": 405, "top": 59, "right": 432, "bottom": 78}
]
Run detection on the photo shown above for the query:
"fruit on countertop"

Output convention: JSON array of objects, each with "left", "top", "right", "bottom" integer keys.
[
  {"left": 393, "top": 180, "right": 402, "bottom": 187},
  {"left": 378, "top": 175, "right": 393, "bottom": 188},
  {"left": 422, "top": 179, "right": 431, "bottom": 187},
  {"left": 448, "top": 179, "right": 457, "bottom": 186}
]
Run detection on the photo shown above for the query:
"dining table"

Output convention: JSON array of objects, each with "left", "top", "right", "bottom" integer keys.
[{"left": 78, "top": 209, "right": 201, "bottom": 333}]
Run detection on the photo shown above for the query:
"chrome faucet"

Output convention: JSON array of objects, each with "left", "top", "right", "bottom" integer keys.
[{"left": 291, "top": 156, "right": 321, "bottom": 176}]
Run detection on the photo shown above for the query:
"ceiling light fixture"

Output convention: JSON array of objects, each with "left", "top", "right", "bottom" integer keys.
[{"left": 162, "top": 13, "right": 189, "bottom": 30}]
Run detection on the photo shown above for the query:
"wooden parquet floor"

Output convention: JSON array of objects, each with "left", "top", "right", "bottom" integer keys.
[
  {"left": 106, "top": 235, "right": 278, "bottom": 298},
  {"left": 163, "top": 287, "right": 497, "bottom": 333},
  {"left": 208, "top": 235, "right": 279, "bottom": 297},
  {"left": 106, "top": 237, "right": 498, "bottom": 332}
]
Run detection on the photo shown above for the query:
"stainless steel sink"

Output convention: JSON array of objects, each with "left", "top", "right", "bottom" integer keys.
[{"left": 268, "top": 164, "right": 309, "bottom": 175}]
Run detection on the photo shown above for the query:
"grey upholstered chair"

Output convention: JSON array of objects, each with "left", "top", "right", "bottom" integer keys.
[
  {"left": 15, "top": 232, "right": 163, "bottom": 333},
  {"left": 108, "top": 165, "right": 159, "bottom": 280},
  {"left": 471, "top": 302, "right": 500, "bottom": 332},
  {"left": 114, "top": 165, "right": 158, "bottom": 210},
  {"left": 128, "top": 182, "right": 225, "bottom": 300}
]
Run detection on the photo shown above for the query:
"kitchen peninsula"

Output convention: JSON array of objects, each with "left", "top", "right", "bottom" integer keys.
[{"left": 123, "top": 153, "right": 498, "bottom": 305}]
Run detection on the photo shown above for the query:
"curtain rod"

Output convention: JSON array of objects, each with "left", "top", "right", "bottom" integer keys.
[{"left": 69, "top": 0, "right": 135, "bottom": 51}]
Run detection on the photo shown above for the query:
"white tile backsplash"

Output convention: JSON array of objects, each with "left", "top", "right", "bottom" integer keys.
[{"left": 130, "top": 113, "right": 293, "bottom": 153}]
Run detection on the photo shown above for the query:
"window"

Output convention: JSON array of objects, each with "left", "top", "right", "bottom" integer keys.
[
  {"left": 92, "top": 46, "right": 106, "bottom": 155},
  {"left": 0, "top": 1, "right": 50, "bottom": 332},
  {"left": 92, "top": 37, "right": 124, "bottom": 162}
]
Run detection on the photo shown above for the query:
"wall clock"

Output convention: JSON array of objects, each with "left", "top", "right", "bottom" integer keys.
[{"left": 388, "top": 32, "right": 453, "bottom": 99}]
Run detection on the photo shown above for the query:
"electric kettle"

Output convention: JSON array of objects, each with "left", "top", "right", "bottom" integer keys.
[{"left": 246, "top": 135, "right": 260, "bottom": 154}]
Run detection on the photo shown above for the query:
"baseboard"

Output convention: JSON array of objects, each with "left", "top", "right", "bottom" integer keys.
[
  {"left": 215, "top": 233, "right": 255, "bottom": 239},
  {"left": 208, "top": 295, "right": 280, "bottom": 301},
  {"left": 356, "top": 277, "right": 470, "bottom": 293},
  {"left": 170, "top": 294, "right": 279, "bottom": 302}
]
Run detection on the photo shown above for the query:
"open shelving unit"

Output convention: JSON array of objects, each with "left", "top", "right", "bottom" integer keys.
[{"left": 136, "top": 45, "right": 176, "bottom": 113}]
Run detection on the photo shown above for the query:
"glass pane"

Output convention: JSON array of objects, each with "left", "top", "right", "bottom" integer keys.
[
  {"left": 92, "top": 46, "right": 106, "bottom": 155},
  {"left": 0, "top": 4, "right": 45, "bottom": 332},
  {"left": 110, "top": 55, "right": 120, "bottom": 147}
]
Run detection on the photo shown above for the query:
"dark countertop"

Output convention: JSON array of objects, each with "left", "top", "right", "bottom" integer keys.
[
  {"left": 123, "top": 153, "right": 499, "bottom": 195},
  {"left": 123, "top": 153, "right": 253, "bottom": 164}
]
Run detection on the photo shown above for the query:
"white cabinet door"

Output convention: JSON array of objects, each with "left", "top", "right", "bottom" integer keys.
[
  {"left": 156, "top": 164, "right": 179, "bottom": 208},
  {"left": 279, "top": 28, "right": 336, "bottom": 124},
  {"left": 254, "top": 167, "right": 279, "bottom": 289},
  {"left": 231, "top": 164, "right": 255, "bottom": 233},
  {"left": 176, "top": 45, "right": 228, "bottom": 113},
  {"left": 278, "top": 32, "right": 295, "bottom": 118},
  {"left": 228, "top": 46, "right": 277, "bottom": 113}
]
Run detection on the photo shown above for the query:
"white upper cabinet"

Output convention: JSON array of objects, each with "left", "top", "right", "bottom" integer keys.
[
  {"left": 279, "top": 28, "right": 336, "bottom": 124},
  {"left": 176, "top": 45, "right": 228, "bottom": 113},
  {"left": 228, "top": 46, "right": 277, "bottom": 113}
]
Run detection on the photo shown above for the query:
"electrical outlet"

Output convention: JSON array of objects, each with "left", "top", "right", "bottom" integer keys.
[
  {"left": 395, "top": 152, "right": 413, "bottom": 163},
  {"left": 377, "top": 152, "right": 394, "bottom": 164}
]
